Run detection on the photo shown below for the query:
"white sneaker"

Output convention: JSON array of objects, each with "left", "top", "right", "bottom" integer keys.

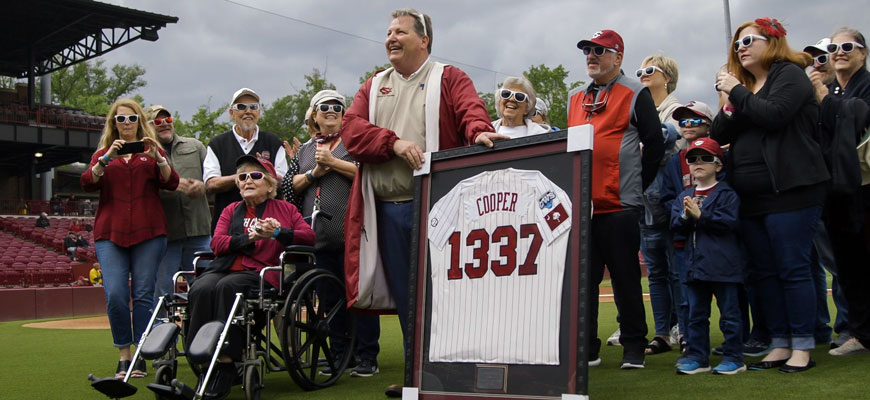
[
  {"left": 606, "top": 328, "right": 621, "bottom": 346},
  {"left": 587, "top": 357, "right": 601, "bottom": 367},
  {"left": 669, "top": 324, "right": 680, "bottom": 347},
  {"left": 830, "top": 332, "right": 852, "bottom": 349},
  {"left": 828, "top": 338, "right": 869, "bottom": 356}
]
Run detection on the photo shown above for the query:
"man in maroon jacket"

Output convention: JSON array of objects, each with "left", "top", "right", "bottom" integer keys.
[{"left": 339, "top": 7, "right": 506, "bottom": 396}]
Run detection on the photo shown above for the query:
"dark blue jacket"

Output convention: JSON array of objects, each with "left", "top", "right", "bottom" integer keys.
[
  {"left": 670, "top": 181, "right": 743, "bottom": 283},
  {"left": 661, "top": 148, "right": 728, "bottom": 243}
]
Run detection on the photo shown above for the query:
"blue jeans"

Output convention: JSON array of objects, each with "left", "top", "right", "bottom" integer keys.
[
  {"left": 96, "top": 236, "right": 167, "bottom": 347},
  {"left": 740, "top": 206, "right": 821, "bottom": 351},
  {"left": 154, "top": 235, "right": 211, "bottom": 308},
  {"left": 376, "top": 201, "right": 413, "bottom": 344},
  {"left": 641, "top": 224, "right": 679, "bottom": 336},
  {"left": 316, "top": 250, "right": 381, "bottom": 362},
  {"left": 671, "top": 246, "right": 690, "bottom": 339},
  {"left": 685, "top": 281, "right": 743, "bottom": 364}
]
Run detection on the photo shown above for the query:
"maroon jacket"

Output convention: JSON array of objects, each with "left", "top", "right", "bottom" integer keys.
[
  {"left": 339, "top": 64, "right": 492, "bottom": 308},
  {"left": 81, "top": 147, "right": 179, "bottom": 247}
]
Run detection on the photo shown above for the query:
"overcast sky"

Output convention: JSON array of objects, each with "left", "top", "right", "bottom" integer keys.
[{"left": 95, "top": 0, "right": 869, "bottom": 124}]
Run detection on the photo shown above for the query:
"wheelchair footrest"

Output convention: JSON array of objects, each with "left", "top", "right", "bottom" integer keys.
[
  {"left": 187, "top": 321, "right": 225, "bottom": 365},
  {"left": 140, "top": 323, "right": 180, "bottom": 360},
  {"left": 145, "top": 383, "right": 190, "bottom": 400}
]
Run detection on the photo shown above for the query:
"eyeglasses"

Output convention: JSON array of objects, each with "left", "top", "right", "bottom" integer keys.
[
  {"left": 686, "top": 155, "right": 720, "bottom": 164},
  {"left": 636, "top": 65, "right": 665, "bottom": 78},
  {"left": 237, "top": 172, "right": 265, "bottom": 181},
  {"left": 581, "top": 88, "right": 610, "bottom": 114},
  {"left": 413, "top": 12, "right": 428, "bottom": 38},
  {"left": 114, "top": 115, "right": 138, "bottom": 124},
  {"left": 499, "top": 89, "right": 529, "bottom": 103},
  {"left": 826, "top": 42, "right": 865, "bottom": 54},
  {"left": 814, "top": 54, "right": 829, "bottom": 66},
  {"left": 734, "top": 34, "right": 768, "bottom": 52},
  {"left": 581, "top": 46, "right": 618, "bottom": 57},
  {"left": 231, "top": 103, "right": 260, "bottom": 112},
  {"left": 679, "top": 118, "right": 709, "bottom": 127},
  {"left": 150, "top": 116, "right": 173, "bottom": 126},
  {"left": 317, "top": 104, "right": 344, "bottom": 113}
]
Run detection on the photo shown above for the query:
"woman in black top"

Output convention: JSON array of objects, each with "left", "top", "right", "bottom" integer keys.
[
  {"left": 279, "top": 90, "right": 381, "bottom": 377},
  {"left": 811, "top": 26, "right": 870, "bottom": 356},
  {"left": 712, "top": 18, "right": 829, "bottom": 373}
]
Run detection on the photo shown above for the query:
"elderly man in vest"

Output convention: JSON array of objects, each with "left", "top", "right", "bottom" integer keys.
[
  {"left": 567, "top": 29, "right": 664, "bottom": 370},
  {"left": 203, "top": 88, "right": 289, "bottom": 233},
  {"left": 340, "top": 8, "right": 506, "bottom": 397},
  {"left": 146, "top": 104, "right": 212, "bottom": 311}
]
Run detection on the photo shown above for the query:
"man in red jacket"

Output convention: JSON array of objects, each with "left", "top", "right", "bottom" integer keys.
[{"left": 339, "top": 7, "right": 506, "bottom": 396}]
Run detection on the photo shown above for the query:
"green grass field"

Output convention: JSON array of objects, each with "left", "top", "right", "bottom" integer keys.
[{"left": 0, "top": 293, "right": 866, "bottom": 399}]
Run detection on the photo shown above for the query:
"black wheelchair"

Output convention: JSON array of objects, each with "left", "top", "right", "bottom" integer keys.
[{"left": 88, "top": 245, "right": 357, "bottom": 400}]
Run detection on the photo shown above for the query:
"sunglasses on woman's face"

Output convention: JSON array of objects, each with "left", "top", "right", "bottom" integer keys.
[
  {"left": 636, "top": 65, "right": 664, "bottom": 78},
  {"left": 499, "top": 89, "right": 528, "bottom": 103},
  {"left": 150, "top": 116, "right": 173, "bottom": 126},
  {"left": 237, "top": 172, "right": 265, "bottom": 181},
  {"left": 733, "top": 34, "right": 768, "bottom": 52},
  {"left": 231, "top": 103, "right": 260, "bottom": 112},
  {"left": 826, "top": 42, "right": 865, "bottom": 54},
  {"left": 686, "top": 155, "right": 720, "bottom": 164},
  {"left": 679, "top": 118, "right": 709, "bottom": 127},
  {"left": 114, "top": 114, "right": 138, "bottom": 124},
  {"left": 581, "top": 46, "right": 617, "bottom": 57},
  {"left": 317, "top": 104, "right": 344, "bottom": 113}
]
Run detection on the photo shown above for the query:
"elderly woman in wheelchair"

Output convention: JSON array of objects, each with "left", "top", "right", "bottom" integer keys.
[{"left": 184, "top": 154, "right": 314, "bottom": 398}]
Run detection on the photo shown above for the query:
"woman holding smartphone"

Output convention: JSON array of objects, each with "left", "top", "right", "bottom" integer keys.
[{"left": 81, "top": 98, "right": 179, "bottom": 379}]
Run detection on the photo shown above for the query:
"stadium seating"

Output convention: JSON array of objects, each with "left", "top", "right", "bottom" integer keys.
[{"left": 0, "top": 216, "right": 95, "bottom": 287}]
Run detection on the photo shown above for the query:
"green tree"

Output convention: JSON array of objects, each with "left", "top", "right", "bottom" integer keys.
[
  {"left": 522, "top": 64, "right": 583, "bottom": 130},
  {"left": 478, "top": 91, "right": 497, "bottom": 121},
  {"left": 259, "top": 69, "right": 341, "bottom": 142},
  {"left": 172, "top": 101, "right": 231, "bottom": 144},
  {"left": 359, "top": 63, "right": 392, "bottom": 84},
  {"left": 51, "top": 60, "right": 147, "bottom": 116}
]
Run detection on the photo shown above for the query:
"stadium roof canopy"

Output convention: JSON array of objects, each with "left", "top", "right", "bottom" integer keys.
[{"left": 0, "top": 0, "right": 178, "bottom": 78}]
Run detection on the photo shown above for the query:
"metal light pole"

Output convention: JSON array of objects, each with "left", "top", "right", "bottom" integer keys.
[{"left": 723, "top": 0, "right": 733, "bottom": 50}]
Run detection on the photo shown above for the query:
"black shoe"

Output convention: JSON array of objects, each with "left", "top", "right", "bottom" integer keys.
[
  {"left": 620, "top": 351, "right": 645, "bottom": 369},
  {"left": 747, "top": 359, "right": 787, "bottom": 370},
  {"left": 203, "top": 362, "right": 235, "bottom": 400},
  {"left": 350, "top": 358, "right": 379, "bottom": 377},
  {"left": 779, "top": 359, "right": 815, "bottom": 373},
  {"left": 385, "top": 384, "right": 402, "bottom": 398}
]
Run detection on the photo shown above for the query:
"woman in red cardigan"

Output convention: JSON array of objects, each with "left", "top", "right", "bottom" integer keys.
[
  {"left": 186, "top": 155, "right": 314, "bottom": 398},
  {"left": 81, "top": 98, "right": 179, "bottom": 379}
]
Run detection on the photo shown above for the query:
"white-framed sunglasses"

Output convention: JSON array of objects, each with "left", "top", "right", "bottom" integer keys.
[
  {"left": 734, "top": 34, "right": 768, "bottom": 52},
  {"left": 814, "top": 54, "right": 829, "bottom": 66},
  {"left": 231, "top": 103, "right": 260, "bottom": 112},
  {"left": 114, "top": 114, "right": 138, "bottom": 124},
  {"left": 826, "top": 41, "right": 865, "bottom": 54},
  {"left": 498, "top": 89, "right": 529, "bottom": 103},
  {"left": 636, "top": 65, "right": 665, "bottom": 78},
  {"left": 413, "top": 12, "right": 428, "bottom": 38},
  {"left": 316, "top": 104, "right": 343, "bottom": 113}
]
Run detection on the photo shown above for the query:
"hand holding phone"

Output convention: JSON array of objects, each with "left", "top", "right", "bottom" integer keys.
[{"left": 117, "top": 141, "right": 145, "bottom": 155}]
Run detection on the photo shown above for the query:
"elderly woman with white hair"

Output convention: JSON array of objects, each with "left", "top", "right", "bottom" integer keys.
[{"left": 491, "top": 76, "right": 550, "bottom": 138}]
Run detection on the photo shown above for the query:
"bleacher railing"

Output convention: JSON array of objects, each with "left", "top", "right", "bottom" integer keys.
[
  {"left": 0, "top": 199, "right": 98, "bottom": 216},
  {"left": 0, "top": 103, "right": 105, "bottom": 132}
]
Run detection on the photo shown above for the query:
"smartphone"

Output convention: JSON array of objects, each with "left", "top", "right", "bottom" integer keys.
[{"left": 118, "top": 141, "right": 145, "bottom": 155}]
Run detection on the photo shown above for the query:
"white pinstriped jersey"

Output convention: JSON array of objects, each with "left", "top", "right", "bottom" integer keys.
[{"left": 427, "top": 168, "right": 572, "bottom": 365}]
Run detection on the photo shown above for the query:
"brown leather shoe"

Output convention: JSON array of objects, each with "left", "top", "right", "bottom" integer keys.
[{"left": 385, "top": 384, "right": 402, "bottom": 398}]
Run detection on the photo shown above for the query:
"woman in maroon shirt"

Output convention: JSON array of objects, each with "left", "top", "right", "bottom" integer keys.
[{"left": 81, "top": 98, "right": 179, "bottom": 379}]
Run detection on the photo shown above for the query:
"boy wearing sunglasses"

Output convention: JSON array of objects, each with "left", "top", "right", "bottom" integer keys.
[{"left": 670, "top": 137, "right": 745, "bottom": 375}]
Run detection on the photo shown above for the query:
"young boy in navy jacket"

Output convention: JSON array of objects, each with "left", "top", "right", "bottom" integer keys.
[{"left": 671, "top": 137, "right": 745, "bottom": 375}]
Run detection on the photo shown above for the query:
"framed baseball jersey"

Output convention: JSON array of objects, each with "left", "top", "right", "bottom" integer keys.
[{"left": 407, "top": 129, "right": 593, "bottom": 399}]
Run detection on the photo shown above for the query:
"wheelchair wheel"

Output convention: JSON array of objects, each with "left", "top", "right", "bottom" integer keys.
[
  {"left": 280, "top": 269, "right": 356, "bottom": 390},
  {"left": 152, "top": 365, "right": 174, "bottom": 400},
  {"left": 244, "top": 365, "right": 261, "bottom": 400}
]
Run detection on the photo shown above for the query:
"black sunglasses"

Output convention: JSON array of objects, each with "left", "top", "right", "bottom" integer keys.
[
  {"left": 581, "top": 46, "right": 617, "bottom": 57},
  {"left": 499, "top": 89, "right": 528, "bottom": 103},
  {"left": 686, "top": 155, "right": 719, "bottom": 164},
  {"left": 317, "top": 104, "right": 343, "bottom": 113},
  {"left": 114, "top": 115, "right": 138, "bottom": 124},
  {"left": 237, "top": 171, "right": 265, "bottom": 181},
  {"left": 679, "top": 118, "right": 709, "bottom": 127}
]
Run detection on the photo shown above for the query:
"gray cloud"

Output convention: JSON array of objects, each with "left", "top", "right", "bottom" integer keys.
[{"left": 98, "top": 0, "right": 869, "bottom": 124}]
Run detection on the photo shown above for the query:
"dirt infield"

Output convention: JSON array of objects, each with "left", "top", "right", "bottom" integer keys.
[{"left": 19, "top": 288, "right": 645, "bottom": 330}]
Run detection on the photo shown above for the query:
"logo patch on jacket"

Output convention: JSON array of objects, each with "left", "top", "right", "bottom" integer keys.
[{"left": 380, "top": 87, "right": 393, "bottom": 95}]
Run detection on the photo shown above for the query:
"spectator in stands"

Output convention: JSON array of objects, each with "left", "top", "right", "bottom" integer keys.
[
  {"left": 568, "top": 29, "right": 664, "bottom": 369},
  {"left": 280, "top": 90, "right": 382, "bottom": 378},
  {"left": 67, "top": 194, "right": 78, "bottom": 216},
  {"left": 491, "top": 76, "right": 550, "bottom": 138},
  {"left": 50, "top": 194, "right": 64, "bottom": 215},
  {"left": 713, "top": 18, "right": 827, "bottom": 373},
  {"left": 811, "top": 26, "right": 870, "bottom": 357},
  {"left": 89, "top": 262, "right": 103, "bottom": 286},
  {"left": 64, "top": 231, "right": 78, "bottom": 260},
  {"left": 70, "top": 219, "right": 82, "bottom": 232},
  {"left": 35, "top": 212, "right": 50, "bottom": 228},
  {"left": 76, "top": 232, "right": 90, "bottom": 248},
  {"left": 187, "top": 155, "right": 313, "bottom": 398},
  {"left": 203, "top": 88, "right": 289, "bottom": 233},
  {"left": 81, "top": 97, "right": 179, "bottom": 380},
  {"left": 146, "top": 104, "right": 212, "bottom": 312},
  {"left": 83, "top": 218, "right": 93, "bottom": 232}
]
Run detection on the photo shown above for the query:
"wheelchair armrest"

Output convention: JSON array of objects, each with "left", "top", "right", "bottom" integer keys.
[
  {"left": 283, "top": 245, "right": 315, "bottom": 254},
  {"left": 193, "top": 251, "right": 215, "bottom": 259}
]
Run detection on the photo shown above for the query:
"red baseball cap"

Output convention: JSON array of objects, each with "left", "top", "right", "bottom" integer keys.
[
  {"left": 687, "top": 137, "right": 725, "bottom": 162},
  {"left": 577, "top": 30, "right": 625, "bottom": 53},
  {"left": 236, "top": 154, "right": 277, "bottom": 179}
]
